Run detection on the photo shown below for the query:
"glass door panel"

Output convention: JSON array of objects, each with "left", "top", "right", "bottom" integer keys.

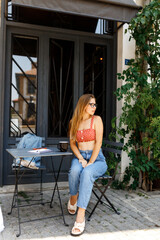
[
  {"left": 84, "top": 43, "right": 107, "bottom": 134},
  {"left": 48, "top": 39, "right": 74, "bottom": 137},
  {"left": 10, "top": 35, "right": 38, "bottom": 137}
]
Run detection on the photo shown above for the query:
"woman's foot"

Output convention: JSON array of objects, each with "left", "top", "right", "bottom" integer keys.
[
  {"left": 67, "top": 199, "right": 77, "bottom": 215},
  {"left": 71, "top": 218, "right": 85, "bottom": 236},
  {"left": 67, "top": 194, "right": 78, "bottom": 215},
  {"left": 71, "top": 208, "right": 85, "bottom": 236}
]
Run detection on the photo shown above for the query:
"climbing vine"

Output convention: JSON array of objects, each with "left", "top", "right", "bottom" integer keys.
[{"left": 114, "top": 0, "right": 160, "bottom": 191}]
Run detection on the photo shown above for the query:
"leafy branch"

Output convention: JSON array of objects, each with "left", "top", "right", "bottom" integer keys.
[{"left": 114, "top": 0, "right": 160, "bottom": 191}]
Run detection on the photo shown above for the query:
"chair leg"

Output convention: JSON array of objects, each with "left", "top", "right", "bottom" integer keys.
[
  {"left": 88, "top": 196, "right": 101, "bottom": 221},
  {"left": 88, "top": 182, "right": 120, "bottom": 221},
  {"left": 15, "top": 170, "right": 21, "bottom": 237},
  {"left": 100, "top": 194, "right": 120, "bottom": 215},
  {"left": 94, "top": 182, "right": 120, "bottom": 215},
  {"left": 92, "top": 189, "right": 103, "bottom": 204},
  {"left": 8, "top": 187, "right": 16, "bottom": 215},
  {"left": 40, "top": 170, "right": 44, "bottom": 205}
]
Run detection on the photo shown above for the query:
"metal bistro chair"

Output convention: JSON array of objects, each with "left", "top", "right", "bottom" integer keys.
[
  {"left": 8, "top": 134, "right": 46, "bottom": 237},
  {"left": 87, "top": 140, "right": 123, "bottom": 221}
]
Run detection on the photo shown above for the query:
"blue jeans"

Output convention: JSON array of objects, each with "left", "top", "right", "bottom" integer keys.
[{"left": 68, "top": 148, "right": 107, "bottom": 209}]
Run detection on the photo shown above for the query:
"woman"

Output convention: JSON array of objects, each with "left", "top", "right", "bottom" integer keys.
[{"left": 68, "top": 94, "right": 107, "bottom": 236}]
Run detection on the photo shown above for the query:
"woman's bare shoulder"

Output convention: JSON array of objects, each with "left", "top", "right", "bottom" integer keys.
[
  {"left": 94, "top": 115, "right": 102, "bottom": 120},
  {"left": 93, "top": 115, "right": 103, "bottom": 124}
]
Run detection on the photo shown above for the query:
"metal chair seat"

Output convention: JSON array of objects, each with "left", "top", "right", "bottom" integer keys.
[
  {"left": 98, "top": 174, "right": 112, "bottom": 180},
  {"left": 8, "top": 135, "right": 46, "bottom": 237},
  {"left": 87, "top": 140, "right": 123, "bottom": 221}
]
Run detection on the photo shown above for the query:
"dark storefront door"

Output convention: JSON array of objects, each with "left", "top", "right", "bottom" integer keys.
[
  {"left": 3, "top": 27, "right": 114, "bottom": 185},
  {"left": 48, "top": 40, "right": 108, "bottom": 138},
  {"left": 48, "top": 39, "right": 74, "bottom": 138},
  {"left": 83, "top": 43, "right": 107, "bottom": 135}
]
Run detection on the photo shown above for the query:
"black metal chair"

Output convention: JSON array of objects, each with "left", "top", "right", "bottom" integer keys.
[
  {"left": 12, "top": 136, "right": 46, "bottom": 198},
  {"left": 87, "top": 140, "right": 123, "bottom": 221},
  {"left": 8, "top": 135, "right": 46, "bottom": 237}
]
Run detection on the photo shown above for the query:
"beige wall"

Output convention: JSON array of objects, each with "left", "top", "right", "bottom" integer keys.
[
  {"left": 135, "top": 0, "right": 152, "bottom": 7},
  {"left": 117, "top": 23, "right": 136, "bottom": 180}
]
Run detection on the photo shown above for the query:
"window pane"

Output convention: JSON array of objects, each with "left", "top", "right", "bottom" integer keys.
[
  {"left": 10, "top": 35, "right": 38, "bottom": 137},
  {"left": 48, "top": 39, "right": 74, "bottom": 137},
  {"left": 84, "top": 43, "right": 107, "bottom": 135}
]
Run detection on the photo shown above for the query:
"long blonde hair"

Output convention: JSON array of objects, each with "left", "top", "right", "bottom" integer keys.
[{"left": 69, "top": 94, "right": 95, "bottom": 141}]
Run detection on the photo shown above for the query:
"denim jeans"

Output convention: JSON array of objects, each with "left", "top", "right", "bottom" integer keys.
[{"left": 68, "top": 148, "right": 107, "bottom": 209}]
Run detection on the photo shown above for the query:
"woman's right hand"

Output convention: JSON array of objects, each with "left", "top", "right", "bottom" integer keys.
[{"left": 79, "top": 158, "right": 87, "bottom": 168}]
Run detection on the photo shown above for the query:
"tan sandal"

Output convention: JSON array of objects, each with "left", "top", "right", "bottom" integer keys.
[
  {"left": 20, "top": 160, "right": 39, "bottom": 169},
  {"left": 67, "top": 199, "right": 77, "bottom": 215},
  {"left": 71, "top": 219, "right": 85, "bottom": 236}
]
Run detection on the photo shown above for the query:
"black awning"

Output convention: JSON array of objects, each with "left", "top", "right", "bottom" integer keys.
[{"left": 12, "top": 0, "right": 141, "bottom": 23}]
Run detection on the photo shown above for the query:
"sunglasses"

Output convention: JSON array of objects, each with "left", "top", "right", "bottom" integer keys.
[{"left": 88, "top": 103, "right": 98, "bottom": 108}]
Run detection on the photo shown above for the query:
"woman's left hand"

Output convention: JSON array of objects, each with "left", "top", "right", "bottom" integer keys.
[{"left": 85, "top": 162, "right": 93, "bottom": 168}]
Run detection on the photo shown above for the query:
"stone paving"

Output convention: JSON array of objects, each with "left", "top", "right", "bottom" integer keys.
[{"left": 0, "top": 183, "right": 160, "bottom": 240}]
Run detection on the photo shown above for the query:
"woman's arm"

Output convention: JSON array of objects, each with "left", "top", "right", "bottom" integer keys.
[
  {"left": 87, "top": 116, "right": 103, "bottom": 166},
  {"left": 70, "top": 139, "right": 88, "bottom": 167},
  {"left": 70, "top": 138, "right": 84, "bottom": 161}
]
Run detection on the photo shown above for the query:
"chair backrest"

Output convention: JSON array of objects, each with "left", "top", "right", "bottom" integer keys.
[
  {"left": 102, "top": 140, "right": 123, "bottom": 155},
  {"left": 102, "top": 140, "right": 123, "bottom": 178}
]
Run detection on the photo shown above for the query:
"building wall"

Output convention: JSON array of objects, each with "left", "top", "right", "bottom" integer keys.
[
  {"left": 0, "top": 0, "right": 4, "bottom": 187},
  {"left": 117, "top": 23, "right": 136, "bottom": 180},
  {"left": 0, "top": 0, "right": 150, "bottom": 185},
  {"left": 0, "top": 0, "right": 1, "bottom": 27}
]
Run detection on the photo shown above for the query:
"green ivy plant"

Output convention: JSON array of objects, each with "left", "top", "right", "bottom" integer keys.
[{"left": 114, "top": 0, "right": 160, "bottom": 191}]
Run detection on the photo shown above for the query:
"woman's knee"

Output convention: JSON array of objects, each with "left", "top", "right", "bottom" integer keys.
[
  {"left": 69, "top": 165, "right": 82, "bottom": 178},
  {"left": 80, "top": 167, "right": 94, "bottom": 182}
]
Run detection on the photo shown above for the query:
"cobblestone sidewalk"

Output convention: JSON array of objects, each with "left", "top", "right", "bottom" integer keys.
[{"left": 0, "top": 184, "right": 160, "bottom": 240}]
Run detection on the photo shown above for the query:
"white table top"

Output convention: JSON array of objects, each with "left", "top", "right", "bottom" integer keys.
[{"left": 6, "top": 147, "right": 72, "bottom": 158}]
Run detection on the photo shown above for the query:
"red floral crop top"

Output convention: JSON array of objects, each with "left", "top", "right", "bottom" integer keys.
[{"left": 76, "top": 116, "right": 96, "bottom": 142}]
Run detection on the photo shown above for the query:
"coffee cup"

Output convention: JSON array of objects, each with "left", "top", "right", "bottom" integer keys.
[{"left": 57, "top": 141, "right": 69, "bottom": 152}]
